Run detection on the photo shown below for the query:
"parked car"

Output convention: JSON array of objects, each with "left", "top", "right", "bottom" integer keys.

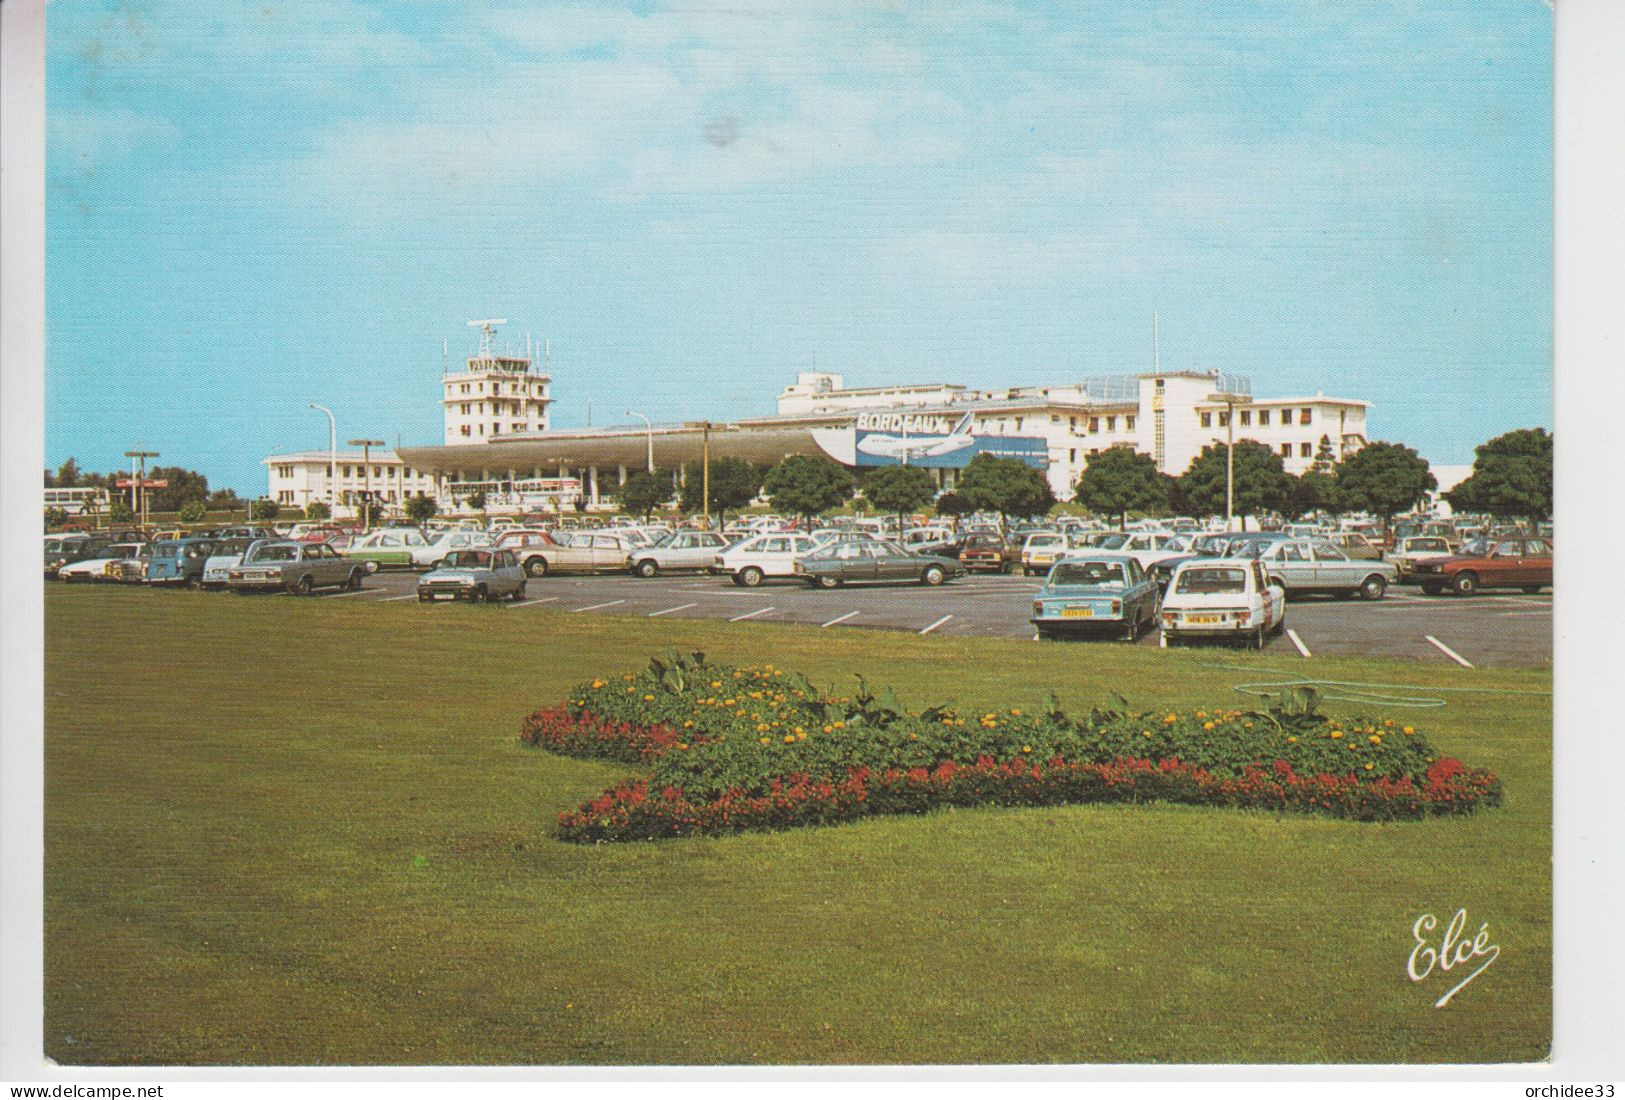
[
  {"left": 56, "top": 542, "right": 143, "bottom": 583},
  {"left": 200, "top": 537, "right": 261, "bottom": 589},
  {"left": 412, "top": 529, "right": 494, "bottom": 568},
  {"left": 1407, "top": 537, "right": 1553, "bottom": 596},
  {"left": 1159, "top": 558, "right": 1287, "bottom": 649},
  {"left": 1251, "top": 539, "right": 1396, "bottom": 600},
  {"left": 515, "top": 531, "right": 636, "bottom": 576},
  {"left": 141, "top": 537, "right": 217, "bottom": 586},
  {"left": 108, "top": 543, "right": 157, "bottom": 583},
  {"left": 1324, "top": 531, "right": 1384, "bottom": 561},
  {"left": 958, "top": 533, "right": 1021, "bottom": 573},
  {"left": 416, "top": 548, "right": 527, "bottom": 602},
  {"left": 628, "top": 530, "right": 732, "bottom": 577},
  {"left": 1030, "top": 553, "right": 1160, "bottom": 641},
  {"left": 713, "top": 533, "right": 821, "bottom": 587},
  {"left": 228, "top": 540, "right": 367, "bottom": 594},
  {"left": 342, "top": 528, "right": 431, "bottom": 572},
  {"left": 794, "top": 539, "right": 965, "bottom": 589},
  {"left": 1020, "top": 531, "right": 1086, "bottom": 576},
  {"left": 1385, "top": 536, "right": 1456, "bottom": 579},
  {"left": 44, "top": 534, "right": 112, "bottom": 579}
]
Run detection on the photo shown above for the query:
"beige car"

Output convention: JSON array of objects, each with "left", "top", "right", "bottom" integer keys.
[{"left": 517, "top": 531, "right": 634, "bottom": 577}]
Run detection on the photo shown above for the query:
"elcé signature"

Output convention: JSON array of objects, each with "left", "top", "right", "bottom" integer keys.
[{"left": 1407, "top": 908, "right": 1501, "bottom": 1007}]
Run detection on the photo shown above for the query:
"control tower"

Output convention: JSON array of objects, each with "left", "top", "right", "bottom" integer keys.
[{"left": 442, "top": 319, "right": 552, "bottom": 444}]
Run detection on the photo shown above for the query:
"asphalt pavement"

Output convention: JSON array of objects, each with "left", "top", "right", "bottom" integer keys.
[{"left": 323, "top": 568, "right": 1552, "bottom": 669}]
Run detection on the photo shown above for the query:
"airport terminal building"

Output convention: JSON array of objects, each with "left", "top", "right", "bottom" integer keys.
[{"left": 266, "top": 330, "right": 1370, "bottom": 514}]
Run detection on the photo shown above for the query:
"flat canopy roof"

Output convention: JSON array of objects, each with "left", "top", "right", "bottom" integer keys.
[{"left": 398, "top": 424, "right": 834, "bottom": 475}]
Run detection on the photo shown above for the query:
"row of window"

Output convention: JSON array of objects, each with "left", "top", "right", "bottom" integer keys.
[
  {"left": 450, "top": 381, "right": 548, "bottom": 397},
  {"left": 456, "top": 423, "right": 534, "bottom": 437},
  {"left": 1062, "top": 440, "right": 1325, "bottom": 467},
  {"left": 274, "top": 464, "right": 434, "bottom": 482},
  {"left": 456, "top": 401, "right": 540, "bottom": 417},
  {"left": 1200, "top": 407, "right": 1314, "bottom": 429}
]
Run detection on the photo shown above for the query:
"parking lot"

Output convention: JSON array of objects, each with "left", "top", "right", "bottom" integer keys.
[{"left": 277, "top": 568, "right": 1553, "bottom": 669}]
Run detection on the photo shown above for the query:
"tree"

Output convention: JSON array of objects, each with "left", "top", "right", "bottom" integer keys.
[
  {"left": 1335, "top": 441, "right": 1436, "bottom": 533},
  {"left": 465, "top": 490, "right": 487, "bottom": 512},
  {"left": 178, "top": 501, "right": 207, "bottom": 524},
  {"left": 679, "top": 457, "right": 761, "bottom": 525},
  {"left": 403, "top": 494, "right": 438, "bottom": 525},
  {"left": 1283, "top": 434, "right": 1342, "bottom": 520},
  {"left": 861, "top": 465, "right": 936, "bottom": 534},
  {"left": 304, "top": 500, "right": 331, "bottom": 521},
  {"left": 207, "top": 488, "right": 243, "bottom": 510},
  {"left": 146, "top": 466, "right": 210, "bottom": 513},
  {"left": 762, "top": 455, "right": 854, "bottom": 526},
  {"left": 44, "top": 507, "right": 68, "bottom": 530},
  {"left": 250, "top": 498, "right": 280, "bottom": 521},
  {"left": 108, "top": 499, "right": 135, "bottom": 524},
  {"left": 616, "top": 470, "right": 675, "bottom": 522},
  {"left": 956, "top": 453, "right": 1055, "bottom": 528},
  {"left": 934, "top": 491, "right": 973, "bottom": 526},
  {"left": 1444, "top": 428, "right": 1553, "bottom": 530},
  {"left": 52, "top": 457, "right": 83, "bottom": 488},
  {"left": 1072, "top": 446, "right": 1166, "bottom": 530},
  {"left": 1177, "top": 440, "right": 1293, "bottom": 528}
]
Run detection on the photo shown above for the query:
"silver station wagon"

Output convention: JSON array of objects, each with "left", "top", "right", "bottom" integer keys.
[
  {"left": 417, "top": 549, "right": 527, "bottom": 602},
  {"left": 1247, "top": 538, "right": 1396, "bottom": 600}
]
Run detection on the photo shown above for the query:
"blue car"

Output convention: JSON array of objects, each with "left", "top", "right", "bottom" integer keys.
[
  {"left": 142, "top": 537, "right": 217, "bottom": 587},
  {"left": 1030, "top": 552, "right": 1161, "bottom": 641}
]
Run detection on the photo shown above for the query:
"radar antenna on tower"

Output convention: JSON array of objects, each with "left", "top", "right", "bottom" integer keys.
[{"left": 467, "top": 318, "right": 508, "bottom": 359}]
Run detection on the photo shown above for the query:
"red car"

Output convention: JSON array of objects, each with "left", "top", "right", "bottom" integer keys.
[
  {"left": 1408, "top": 536, "right": 1552, "bottom": 596},
  {"left": 958, "top": 532, "right": 1020, "bottom": 574}
]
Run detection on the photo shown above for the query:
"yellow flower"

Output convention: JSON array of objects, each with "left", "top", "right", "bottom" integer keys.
[
  {"left": 676, "top": 742, "right": 688, "bottom": 750},
  {"left": 756, "top": 723, "right": 769, "bottom": 732},
  {"left": 1243, "top": 721, "right": 1253, "bottom": 729},
  {"left": 797, "top": 732, "right": 807, "bottom": 741},
  {"left": 1021, "top": 745, "right": 1032, "bottom": 753},
  {"left": 1202, "top": 721, "right": 1215, "bottom": 731},
  {"left": 625, "top": 688, "right": 634, "bottom": 695},
  {"left": 1364, "top": 763, "right": 1375, "bottom": 771},
  {"left": 683, "top": 720, "right": 694, "bottom": 728},
  {"left": 1287, "top": 736, "right": 1297, "bottom": 744},
  {"left": 784, "top": 734, "right": 796, "bottom": 744},
  {"left": 1330, "top": 731, "right": 1343, "bottom": 739},
  {"left": 1164, "top": 714, "right": 1178, "bottom": 724},
  {"left": 1369, "top": 735, "right": 1382, "bottom": 745},
  {"left": 711, "top": 681, "right": 722, "bottom": 689},
  {"left": 833, "top": 721, "right": 845, "bottom": 729},
  {"left": 1403, "top": 726, "right": 1415, "bottom": 735},
  {"left": 1141, "top": 730, "right": 1152, "bottom": 738},
  {"left": 643, "top": 694, "right": 655, "bottom": 701},
  {"left": 591, "top": 679, "right": 606, "bottom": 689},
  {"left": 1384, "top": 719, "right": 1394, "bottom": 728},
  {"left": 1010, "top": 708, "right": 1022, "bottom": 717},
  {"left": 822, "top": 725, "right": 833, "bottom": 734},
  {"left": 723, "top": 698, "right": 735, "bottom": 706},
  {"left": 759, "top": 737, "right": 771, "bottom": 745},
  {"left": 793, "top": 727, "right": 804, "bottom": 736},
  {"left": 1195, "top": 710, "right": 1207, "bottom": 719}
]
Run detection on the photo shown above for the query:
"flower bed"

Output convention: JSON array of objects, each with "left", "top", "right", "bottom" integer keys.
[{"left": 526, "top": 651, "right": 1502, "bottom": 842}]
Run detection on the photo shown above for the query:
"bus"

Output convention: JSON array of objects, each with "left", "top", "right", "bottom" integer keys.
[{"left": 44, "top": 487, "right": 111, "bottom": 516}]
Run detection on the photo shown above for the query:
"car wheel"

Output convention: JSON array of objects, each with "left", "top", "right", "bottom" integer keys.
[
  {"left": 921, "top": 565, "right": 945, "bottom": 586},
  {"left": 364, "top": 559, "right": 379, "bottom": 574},
  {"left": 1421, "top": 583, "right": 1444, "bottom": 596},
  {"left": 526, "top": 557, "right": 549, "bottom": 577},
  {"left": 293, "top": 575, "right": 315, "bottom": 596},
  {"left": 475, "top": 584, "right": 489, "bottom": 603},
  {"left": 1522, "top": 585, "right": 1543, "bottom": 594},
  {"left": 636, "top": 559, "right": 658, "bottom": 578},
  {"left": 1036, "top": 627, "right": 1055, "bottom": 641},
  {"left": 816, "top": 574, "right": 840, "bottom": 589},
  {"left": 1359, "top": 574, "right": 1387, "bottom": 600},
  {"left": 513, "top": 582, "right": 527, "bottom": 601},
  {"left": 418, "top": 593, "right": 431, "bottom": 603},
  {"left": 1451, "top": 571, "right": 1478, "bottom": 597},
  {"left": 348, "top": 570, "right": 364, "bottom": 591},
  {"left": 740, "top": 566, "right": 764, "bottom": 588}
]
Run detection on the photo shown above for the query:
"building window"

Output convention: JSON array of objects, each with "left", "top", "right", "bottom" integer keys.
[
  {"left": 513, "top": 424, "right": 524, "bottom": 432},
  {"left": 1300, "top": 442, "right": 1312, "bottom": 457},
  {"left": 1200, "top": 412, "right": 1212, "bottom": 428},
  {"left": 1300, "top": 408, "right": 1312, "bottom": 425},
  {"left": 1259, "top": 409, "right": 1271, "bottom": 426},
  {"left": 342, "top": 465, "right": 351, "bottom": 477},
  {"left": 477, "top": 424, "right": 484, "bottom": 435},
  {"left": 1239, "top": 410, "right": 1251, "bottom": 426},
  {"left": 1104, "top": 416, "right": 1115, "bottom": 432},
  {"left": 1155, "top": 378, "right": 1165, "bottom": 389},
  {"left": 1280, "top": 443, "right": 1291, "bottom": 457},
  {"left": 492, "top": 424, "right": 500, "bottom": 435},
  {"left": 460, "top": 425, "right": 471, "bottom": 437},
  {"left": 1218, "top": 412, "right": 1229, "bottom": 427},
  {"left": 1125, "top": 415, "right": 1136, "bottom": 430},
  {"left": 1089, "top": 417, "right": 1100, "bottom": 432},
  {"left": 1279, "top": 407, "right": 1292, "bottom": 422}
]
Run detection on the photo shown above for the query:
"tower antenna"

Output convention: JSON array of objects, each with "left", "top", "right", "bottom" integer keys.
[{"left": 467, "top": 318, "right": 507, "bottom": 359}]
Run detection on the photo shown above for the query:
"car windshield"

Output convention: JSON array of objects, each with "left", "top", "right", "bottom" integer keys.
[
  {"left": 1093, "top": 533, "right": 1129, "bottom": 550},
  {"left": 1175, "top": 566, "right": 1248, "bottom": 594},
  {"left": 246, "top": 544, "right": 299, "bottom": 563},
  {"left": 443, "top": 551, "right": 493, "bottom": 568},
  {"left": 1458, "top": 539, "right": 1493, "bottom": 557},
  {"left": 1050, "top": 561, "right": 1125, "bottom": 586},
  {"left": 1409, "top": 538, "right": 1450, "bottom": 553},
  {"left": 211, "top": 539, "right": 251, "bottom": 556}
]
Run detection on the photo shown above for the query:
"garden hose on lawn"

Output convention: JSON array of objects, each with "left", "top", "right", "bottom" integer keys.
[{"left": 1200, "top": 662, "right": 1553, "bottom": 710}]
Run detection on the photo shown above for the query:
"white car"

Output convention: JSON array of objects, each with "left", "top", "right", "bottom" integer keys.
[
  {"left": 1159, "top": 558, "right": 1286, "bottom": 649},
  {"left": 713, "top": 533, "right": 820, "bottom": 587},
  {"left": 200, "top": 537, "right": 264, "bottom": 589},
  {"left": 57, "top": 542, "right": 144, "bottom": 583},
  {"left": 413, "top": 529, "right": 494, "bottom": 568},
  {"left": 628, "top": 530, "right": 732, "bottom": 577},
  {"left": 1020, "top": 531, "right": 1086, "bottom": 576}
]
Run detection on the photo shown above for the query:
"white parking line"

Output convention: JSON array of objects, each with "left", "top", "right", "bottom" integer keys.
[
  {"left": 572, "top": 599, "right": 626, "bottom": 613},
  {"left": 648, "top": 603, "right": 697, "bottom": 617},
  {"left": 729, "top": 606, "right": 776, "bottom": 622},
  {"left": 377, "top": 593, "right": 420, "bottom": 602},
  {"left": 1286, "top": 628, "right": 1312, "bottom": 658},
  {"left": 919, "top": 614, "right": 953, "bottom": 635},
  {"left": 512, "top": 597, "right": 559, "bottom": 608},
  {"left": 322, "top": 590, "right": 371, "bottom": 599},
  {"left": 1425, "top": 635, "right": 1475, "bottom": 668},
  {"left": 820, "top": 610, "right": 860, "bottom": 628}
]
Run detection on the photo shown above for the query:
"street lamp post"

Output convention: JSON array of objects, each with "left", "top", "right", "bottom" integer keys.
[
  {"left": 123, "top": 450, "right": 158, "bottom": 529},
  {"left": 626, "top": 412, "right": 654, "bottom": 473},
  {"left": 348, "top": 438, "right": 386, "bottom": 530},
  {"left": 308, "top": 404, "right": 337, "bottom": 518},
  {"left": 1206, "top": 391, "right": 1255, "bottom": 532}
]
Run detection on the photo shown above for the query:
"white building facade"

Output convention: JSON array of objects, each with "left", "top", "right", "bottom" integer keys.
[
  {"left": 441, "top": 322, "right": 552, "bottom": 444},
  {"left": 264, "top": 451, "right": 439, "bottom": 515}
]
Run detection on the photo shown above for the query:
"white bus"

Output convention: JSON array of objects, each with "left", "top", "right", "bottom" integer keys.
[{"left": 44, "top": 487, "right": 110, "bottom": 516}]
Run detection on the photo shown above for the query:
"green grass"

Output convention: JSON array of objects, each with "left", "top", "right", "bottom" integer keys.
[{"left": 44, "top": 587, "right": 1551, "bottom": 1065}]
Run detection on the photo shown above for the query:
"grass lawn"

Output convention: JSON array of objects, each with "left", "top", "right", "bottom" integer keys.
[{"left": 43, "top": 586, "right": 1551, "bottom": 1065}]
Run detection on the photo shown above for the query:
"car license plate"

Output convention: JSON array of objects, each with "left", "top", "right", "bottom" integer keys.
[
  {"left": 1186, "top": 614, "right": 1221, "bottom": 624},
  {"left": 1060, "top": 607, "right": 1093, "bottom": 618}
]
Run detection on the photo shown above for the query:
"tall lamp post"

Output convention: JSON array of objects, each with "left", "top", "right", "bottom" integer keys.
[
  {"left": 123, "top": 450, "right": 158, "bottom": 529},
  {"left": 626, "top": 412, "right": 654, "bottom": 473},
  {"left": 348, "top": 438, "right": 386, "bottom": 530},
  {"left": 1205, "top": 391, "right": 1255, "bottom": 532},
  {"left": 308, "top": 404, "right": 337, "bottom": 518}
]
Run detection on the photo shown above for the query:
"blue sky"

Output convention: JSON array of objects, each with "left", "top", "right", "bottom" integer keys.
[{"left": 46, "top": 0, "right": 1551, "bottom": 493}]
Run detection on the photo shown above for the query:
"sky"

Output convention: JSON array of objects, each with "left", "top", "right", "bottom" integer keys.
[{"left": 44, "top": 0, "right": 1552, "bottom": 493}]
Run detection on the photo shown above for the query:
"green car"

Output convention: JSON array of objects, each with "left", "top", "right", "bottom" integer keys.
[{"left": 340, "top": 528, "right": 430, "bottom": 572}]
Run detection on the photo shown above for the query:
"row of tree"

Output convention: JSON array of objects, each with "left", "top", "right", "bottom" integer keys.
[{"left": 46, "top": 457, "right": 244, "bottom": 514}]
